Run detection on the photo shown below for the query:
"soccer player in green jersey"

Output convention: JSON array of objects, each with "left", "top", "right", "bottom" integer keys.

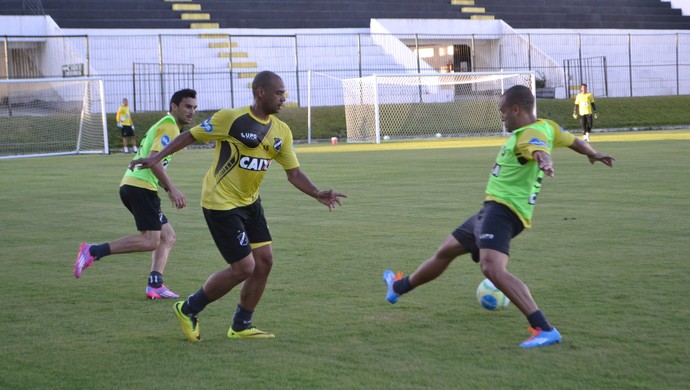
[
  {"left": 74, "top": 89, "right": 198, "bottom": 300},
  {"left": 383, "top": 85, "right": 615, "bottom": 348},
  {"left": 129, "top": 71, "right": 346, "bottom": 342},
  {"left": 573, "top": 83, "right": 597, "bottom": 142}
]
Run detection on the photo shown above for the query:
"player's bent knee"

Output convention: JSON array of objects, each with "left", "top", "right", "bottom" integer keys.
[
  {"left": 160, "top": 233, "right": 176, "bottom": 247},
  {"left": 254, "top": 253, "right": 273, "bottom": 268},
  {"left": 251, "top": 244, "right": 273, "bottom": 272},
  {"left": 144, "top": 240, "right": 161, "bottom": 251},
  {"left": 231, "top": 257, "right": 256, "bottom": 280},
  {"left": 479, "top": 258, "right": 509, "bottom": 280}
]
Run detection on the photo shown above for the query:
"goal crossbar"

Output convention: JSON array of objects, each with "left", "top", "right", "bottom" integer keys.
[{"left": 342, "top": 71, "right": 536, "bottom": 144}]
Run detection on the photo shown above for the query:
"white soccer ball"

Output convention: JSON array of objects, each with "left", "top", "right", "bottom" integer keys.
[
  {"left": 435, "top": 133, "right": 442, "bottom": 138},
  {"left": 476, "top": 278, "right": 510, "bottom": 311},
  {"left": 383, "top": 135, "right": 391, "bottom": 141}
]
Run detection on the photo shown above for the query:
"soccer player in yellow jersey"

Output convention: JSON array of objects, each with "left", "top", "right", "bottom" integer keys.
[
  {"left": 117, "top": 98, "right": 138, "bottom": 154},
  {"left": 573, "top": 83, "right": 597, "bottom": 142},
  {"left": 74, "top": 89, "right": 198, "bottom": 301},
  {"left": 130, "top": 71, "right": 346, "bottom": 341},
  {"left": 383, "top": 85, "right": 615, "bottom": 348}
]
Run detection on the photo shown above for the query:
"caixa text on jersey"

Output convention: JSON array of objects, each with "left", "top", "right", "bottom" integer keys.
[{"left": 239, "top": 155, "right": 271, "bottom": 171}]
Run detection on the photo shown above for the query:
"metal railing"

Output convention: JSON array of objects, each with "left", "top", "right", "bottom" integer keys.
[{"left": 1, "top": 31, "right": 689, "bottom": 112}]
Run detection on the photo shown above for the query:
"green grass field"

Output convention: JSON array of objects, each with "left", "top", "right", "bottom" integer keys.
[{"left": 1, "top": 132, "right": 689, "bottom": 389}]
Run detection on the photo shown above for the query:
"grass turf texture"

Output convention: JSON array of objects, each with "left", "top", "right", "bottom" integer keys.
[{"left": 0, "top": 132, "right": 688, "bottom": 388}]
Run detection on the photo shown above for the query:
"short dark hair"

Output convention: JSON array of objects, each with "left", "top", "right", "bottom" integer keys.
[
  {"left": 503, "top": 85, "right": 535, "bottom": 111},
  {"left": 169, "top": 88, "right": 196, "bottom": 111},
  {"left": 252, "top": 71, "right": 280, "bottom": 95},
  {"left": 581, "top": 83, "right": 587, "bottom": 88}
]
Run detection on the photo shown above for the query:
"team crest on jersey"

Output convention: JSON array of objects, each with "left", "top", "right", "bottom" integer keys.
[
  {"left": 201, "top": 118, "right": 213, "bottom": 132},
  {"left": 161, "top": 135, "right": 171, "bottom": 147},
  {"left": 273, "top": 138, "right": 283, "bottom": 152}
]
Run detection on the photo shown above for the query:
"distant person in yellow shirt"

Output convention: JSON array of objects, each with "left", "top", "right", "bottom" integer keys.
[
  {"left": 573, "top": 84, "right": 597, "bottom": 142},
  {"left": 117, "top": 98, "right": 138, "bottom": 153}
]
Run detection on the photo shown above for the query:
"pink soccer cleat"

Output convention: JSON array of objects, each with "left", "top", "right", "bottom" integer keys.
[{"left": 74, "top": 243, "right": 95, "bottom": 278}]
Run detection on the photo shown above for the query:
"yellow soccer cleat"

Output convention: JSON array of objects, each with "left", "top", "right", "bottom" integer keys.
[
  {"left": 227, "top": 326, "right": 275, "bottom": 339},
  {"left": 173, "top": 301, "right": 201, "bottom": 342}
]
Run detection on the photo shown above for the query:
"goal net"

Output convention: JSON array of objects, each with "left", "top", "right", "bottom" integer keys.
[
  {"left": 0, "top": 78, "right": 108, "bottom": 159},
  {"left": 342, "top": 71, "right": 536, "bottom": 143}
]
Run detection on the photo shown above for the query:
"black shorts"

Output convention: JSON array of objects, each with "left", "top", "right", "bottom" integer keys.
[
  {"left": 452, "top": 201, "right": 525, "bottom": 263},
  {"left": 580, "top": 115, "right": 593, "bottom": 132},
  {"left": 120, "top": 125, "right": 134, "bottom": 137},
  {"left": 119, "top": 185, "right": 168, "bottom": 231},
  {"left": 203, "top": 199, "right": 272, "bottom": 264}
]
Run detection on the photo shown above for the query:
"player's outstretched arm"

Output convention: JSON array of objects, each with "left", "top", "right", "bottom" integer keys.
[
  {"left": 533, "top": 150, "right": 555, "bottom": 177},
  {"left": 129, "top": 131, "right": 196, "bottom": 171},
  {"left": 285, "top": 167, "right": 347, "bottom": 212},
  {"left": 150, "top": 161, "right": 187, "bottom": 209},
  {"left": 568, "top": 138, "right": 615, "bottom": 167}
]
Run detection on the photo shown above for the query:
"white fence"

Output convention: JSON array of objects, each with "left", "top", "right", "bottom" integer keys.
[{"left": 2, "top": 31, "right": 689, "bottom": 112}]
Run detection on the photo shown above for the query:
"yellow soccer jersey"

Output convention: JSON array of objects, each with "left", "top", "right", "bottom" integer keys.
[
  {"left": 191, "top": 106, "right": 300, "bottom": 210},
  {"left": 574, "top": 92, "right": 595, "bottom": 115},
  {"left": 116, "top": 105, "right": 133, "bottom": 126}
]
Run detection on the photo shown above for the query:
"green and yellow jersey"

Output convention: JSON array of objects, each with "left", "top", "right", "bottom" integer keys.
[
  {"left": 121, "top": 114, "right": 180, "bottom": 191},
  {"left": 116, "top": 105, "right": 133, "bottom": 126},
  {"left": 574, "top": 92, "right": 595, "bottom": 115},
  {"left": 485, "top": 119, "right": 576, "bottom": 228},
  {"left": 190, "top": 106, "right": 300, "bottom": 210}
]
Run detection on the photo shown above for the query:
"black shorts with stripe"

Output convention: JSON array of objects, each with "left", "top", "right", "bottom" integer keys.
[
  {"left": 203, "top": 198, "right": 272, "bottom": 264},
  {"left": 452, "top": 201, "right": 524, "bottom": 263}
]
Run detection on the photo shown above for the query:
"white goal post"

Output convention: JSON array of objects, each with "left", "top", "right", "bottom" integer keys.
[
  {"left": 342, "top": 71, "right": 536, "bottom": 143},
  {"left": 0, "top": 77, "right": 108, "bottom": 159}
]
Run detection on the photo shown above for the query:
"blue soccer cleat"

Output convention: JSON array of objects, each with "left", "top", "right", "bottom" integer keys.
[
  {"left": 383, "top": 270, "right": 402, "bottom": 304},
  {"left": 519, "top": 327, "right": 562, "bottom": 348}
]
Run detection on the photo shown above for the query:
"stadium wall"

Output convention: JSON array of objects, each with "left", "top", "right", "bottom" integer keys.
[{"left": 1, "top": 15, "right": 689, "bottom": 112}]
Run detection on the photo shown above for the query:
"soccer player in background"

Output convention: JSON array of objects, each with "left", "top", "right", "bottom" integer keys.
[
  {"left": 129, "top": 71, "right": 346, "bottom": 342},
  {"left": 74, "top": 89, "right": 198, "bottom": 300},
  {"left": 383, "top": 85, "right": 615, "bottom": 348},
  {"left": 573, "top": 83, "right": 597, "bottom": 141},
  {"left": 117, "top": 98, "right": 138, "bottom": 153}
]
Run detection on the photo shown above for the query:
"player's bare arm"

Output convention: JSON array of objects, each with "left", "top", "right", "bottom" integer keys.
[
  {"left": 533, "top": 150, "right": 555, "bottom": 177},
  {"left": 285, "top": 167, "right": 347, "bottom": 212},
  {"left": 149, "top": 158, "right": 187, "bottom": 209},
  {"left": 568, "top": 138, "right": 615, "bottom": 167},
  {"left": 129, "top": 131, "right": 196, "bottom": 171}
]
